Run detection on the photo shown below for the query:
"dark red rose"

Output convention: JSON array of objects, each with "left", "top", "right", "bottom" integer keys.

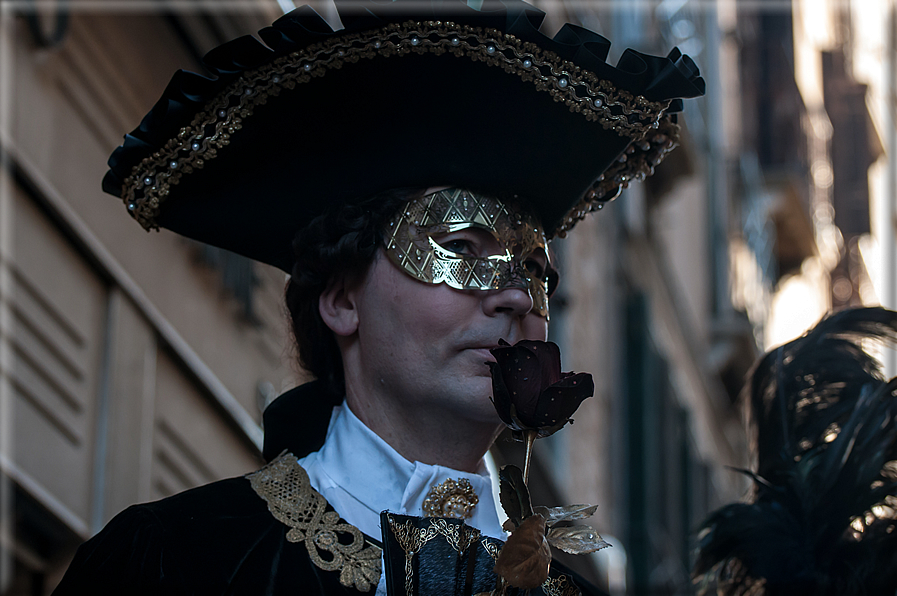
[{"left": 488, "top": 339, "right": 594, "bottom": 439}]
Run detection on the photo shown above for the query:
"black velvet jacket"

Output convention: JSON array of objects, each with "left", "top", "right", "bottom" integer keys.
[
  {"left": 52, "top": 382, "right": 607, "bottom": 596},
  {"left": 53, "top": 475, "right": 374, "bottom": 595}
]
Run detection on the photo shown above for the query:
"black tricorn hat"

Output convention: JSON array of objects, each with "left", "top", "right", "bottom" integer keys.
[{"left": 103, "top": 0, "right": 705, "bottom": 272}]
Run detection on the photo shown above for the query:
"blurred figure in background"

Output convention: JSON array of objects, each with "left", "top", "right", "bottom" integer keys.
[{"left": 693, "top": 307, "right": 897, "bottom": 595}]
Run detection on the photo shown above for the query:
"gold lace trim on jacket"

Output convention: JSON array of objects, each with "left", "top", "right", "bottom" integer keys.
[
  {"left": 247, "top": 452, "right": 382, "bottom": 592},
  {"left": 541, "top": 575, "right": 582, "bottom": 596}
]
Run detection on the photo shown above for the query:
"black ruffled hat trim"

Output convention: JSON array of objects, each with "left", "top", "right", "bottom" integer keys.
[{"left": 104, "top": 0, "right": 704, "bottom": 272}]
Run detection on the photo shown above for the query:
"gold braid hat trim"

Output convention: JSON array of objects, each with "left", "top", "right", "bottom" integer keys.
[
  {"left": 555, "top": 115, "right": 681, "bottom": 237},
  {"left": 247, "top": 451, "right": 382, "bottom": 592},
  {"left": 121, "top": 19, "right": 672, "bottom": 232}
]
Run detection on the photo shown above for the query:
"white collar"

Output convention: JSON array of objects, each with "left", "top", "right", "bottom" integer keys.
[{"left": 298, "top": 404, "right": 506, "bottom": 540}]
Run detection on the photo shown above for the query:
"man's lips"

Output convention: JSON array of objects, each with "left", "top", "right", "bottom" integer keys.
[{"left": 468, "top": 347, "right": 498, "bottom": 364}]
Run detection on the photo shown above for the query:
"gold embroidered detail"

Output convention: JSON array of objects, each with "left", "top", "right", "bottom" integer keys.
[
  {"left": 541, "top": 574, "right": 582, "bottom": 596},
  {"left": 121, "top": 20, "right": 671, "bottom": 231},
  {"left": 432, "top": 517, "right": 483, "bottom": 553},
  {"left": 387, "top": 515, "right": 440, "bottom": 596},
  {"left": 481, "top": 537, "right": 502, "bottom": 562},
  {"left": 247, "top": 452, "right": 381, "bottom": 591},
  {"left": 385, "top": 516, "right": 578, "bottom": 596},
  {"left": 422, "top": 476, "right": 481, "bottom": 519},
  {"left": 386, "top": 515, "right": 483, "bottom": 596}
]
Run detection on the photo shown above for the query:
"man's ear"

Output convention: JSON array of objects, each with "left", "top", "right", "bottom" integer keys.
[{"left": 319, "top": 273, "right": 360, "bottom": 337}]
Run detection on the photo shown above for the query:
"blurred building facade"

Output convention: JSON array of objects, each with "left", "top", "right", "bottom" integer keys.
[
  {"left": 794, "top": 0, "right": 897, "bottom": 378},
  {"left": 0, "top": 4, "right": 296, "bottom": 593},
  {"left": 0, "top": 0, "right": 890, "bottom": 595},
  {"left": 521, "top": 0, "right": 889, "bottom": 594}
]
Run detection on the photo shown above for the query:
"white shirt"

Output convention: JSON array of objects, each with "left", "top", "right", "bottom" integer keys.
[{"left": 298, "top": 404, "right": 506, "bottom": 595}]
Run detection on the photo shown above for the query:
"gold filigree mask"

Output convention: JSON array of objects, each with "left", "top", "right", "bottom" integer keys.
[{"left": 383, "top": 188, "right": 552, "bottom": 318}]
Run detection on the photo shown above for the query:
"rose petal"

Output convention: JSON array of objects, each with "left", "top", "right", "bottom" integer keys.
[
  {"left": 532, "top": 373, "right": 594, "bottom": 432},
  {"left": 507, "top": 404, "right": 533, "bottom": 433},
  {"left": 490, "top": 345, "right": 543, "bottom": 420},
  {"left": 550, "top": 372, "right": 595, "bottom": 394},
  {"left": 513, "top": 340, "right": 563, "bottom": 389},
  {"left": 488, "top": 362, "right": 516, "bottom": 429}
]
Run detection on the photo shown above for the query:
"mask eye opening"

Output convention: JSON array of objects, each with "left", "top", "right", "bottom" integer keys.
[{"left": 546, "top": 265, "right": 560, "bottom": 298}]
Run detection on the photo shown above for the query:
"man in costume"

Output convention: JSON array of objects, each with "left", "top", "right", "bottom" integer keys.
[{"left": 52, "top": 1, "right": 704, "bottom": 594}]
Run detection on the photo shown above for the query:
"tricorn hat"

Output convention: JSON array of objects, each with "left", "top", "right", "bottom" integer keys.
[{"left": 104, "top": 0, "right": 705, "bottom": 272}]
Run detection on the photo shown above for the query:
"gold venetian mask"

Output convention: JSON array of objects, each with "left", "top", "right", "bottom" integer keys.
[{"left": 382, "top": 188, "right": 552, "bottom": 318}]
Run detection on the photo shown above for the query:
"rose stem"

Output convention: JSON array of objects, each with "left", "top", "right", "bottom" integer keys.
[{"left": 522, "top": 430, "right": 537, "bottom": 485}]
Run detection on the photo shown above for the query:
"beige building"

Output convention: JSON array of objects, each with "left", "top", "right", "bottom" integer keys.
[{"left": 0, "top": 4, "right": 299, "bottom": 592}]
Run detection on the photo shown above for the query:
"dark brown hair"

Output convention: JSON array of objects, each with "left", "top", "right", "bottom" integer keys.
[{"left": 285, "top": 188, "right": 424, "bottom": 394}]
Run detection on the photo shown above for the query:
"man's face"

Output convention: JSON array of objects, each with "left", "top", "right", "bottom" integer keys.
[{"left": 348, "top": 190, "right": 550, "bottom": 426}]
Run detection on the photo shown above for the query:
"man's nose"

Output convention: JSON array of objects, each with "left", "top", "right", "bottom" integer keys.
[{"left": 481, "top": 282, "right": 534, "bottom": 318}]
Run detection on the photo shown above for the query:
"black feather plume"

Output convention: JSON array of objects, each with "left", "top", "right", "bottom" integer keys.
[{"left": 693, "top": 307, "right": 897, "bottom": 596}]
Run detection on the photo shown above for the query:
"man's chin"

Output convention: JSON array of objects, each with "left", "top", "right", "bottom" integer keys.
[
  {"left": 461, "top": 395, "right": 505, "bottom": 427},
  {"left": 442, "top": 371, "right": 502, "bottom": 423}
]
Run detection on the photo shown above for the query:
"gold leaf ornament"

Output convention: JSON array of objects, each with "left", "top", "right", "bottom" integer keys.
[
  {"left": 493, "top": 514, "right": 551, "bottom": 589},
  {"left": 534, "top": 503, "right": 599, "bottom": 524},
  {"left": 546, "top": 525, "right": 610, "bottom": 555},
  {"left": 534, "top": 504, "right": 608, "bottom": 555}
]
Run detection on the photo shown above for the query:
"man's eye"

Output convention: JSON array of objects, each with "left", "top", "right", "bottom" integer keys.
[
  {"left": 524, "top": 259, "right": 545, "bottom": 279},
  {"left": 441, "top": 239, "right": 475, "bottom": 255}
]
